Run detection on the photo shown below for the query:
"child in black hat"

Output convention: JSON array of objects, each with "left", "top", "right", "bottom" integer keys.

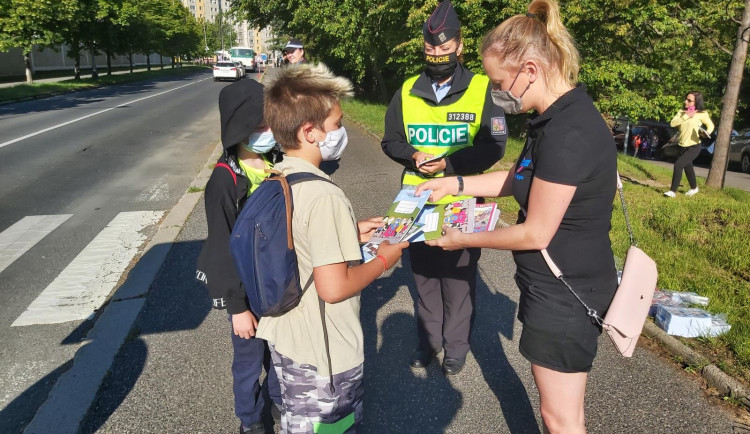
[{"left": 196, "top": 79, "right": 282, "bottom": 434}]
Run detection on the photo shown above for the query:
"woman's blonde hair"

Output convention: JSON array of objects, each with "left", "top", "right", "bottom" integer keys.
[{"left": 480, "top": 0, "right": 579, "bottom": 86}]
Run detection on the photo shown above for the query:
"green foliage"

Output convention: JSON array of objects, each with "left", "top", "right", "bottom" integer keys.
[
  {"left": 232, "top": 0, "right": 747, "bottom": 127},
  {"left": 0, "top": 0, "right": 79, "bottom": 55}
]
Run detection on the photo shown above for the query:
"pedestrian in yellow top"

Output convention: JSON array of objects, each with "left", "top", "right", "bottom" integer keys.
[{"left": 664, "top": 91, "right": 714, "bottom": 197}]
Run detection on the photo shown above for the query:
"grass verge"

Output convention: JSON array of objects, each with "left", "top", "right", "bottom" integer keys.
[
  {"left": 0, "top": 65, "right": 210, "bottom": 103},
  {"left": 342, "top": 97, "right": 750, "bottom": 380}
]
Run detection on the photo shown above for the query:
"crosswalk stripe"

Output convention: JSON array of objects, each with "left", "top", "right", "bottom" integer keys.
[
  {"left": 11, "top": 211, "right": 164, "bottom": 327},
  {"left": 0, "top": 215, "right": 73, "bottom": 274}
]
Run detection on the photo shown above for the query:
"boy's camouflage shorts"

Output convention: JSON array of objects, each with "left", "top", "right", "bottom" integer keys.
[{"left": 269, "top": 345, "right": 363, "bottom": 433}]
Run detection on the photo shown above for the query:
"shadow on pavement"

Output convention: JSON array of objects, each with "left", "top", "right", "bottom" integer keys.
[
  {"left": 472, "top": 277, "right": 539, "bottom": 433},
  {"left": 0, "top": 360, "right": 74, "bottom": 434},
  {"left": 361, "top": 251, "right": 538, "bottom": 433},
  {"left": 0, "top": 239, "right": 210, "bottom": 434},
  {"left": 78, "top": 239, "right": 210, "bottom": 433}
]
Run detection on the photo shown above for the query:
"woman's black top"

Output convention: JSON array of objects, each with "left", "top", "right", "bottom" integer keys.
[{"left": 511, "top": 84, "right": 618, "bottom": 289}]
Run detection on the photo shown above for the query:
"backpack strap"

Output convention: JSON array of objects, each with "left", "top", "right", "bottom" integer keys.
[
  {"left": 214, "top": 162, "right": 237, "bottom": 185},
  {"left": 318, "top": 296, "right": 336, "bottom": 394},
  {"left": 283, "top": 171, "right": 337, "bottom": 392}
]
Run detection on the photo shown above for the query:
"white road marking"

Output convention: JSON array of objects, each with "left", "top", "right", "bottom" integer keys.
[
  {"left": 0, "top": 215, "right": 73, "bottom": 274},
  {"left": 0, "top": 78, "right": 209, "bottom": 149},
  {"left": 135, "top": 177, "right": 170, "bottom": 202},
  {"left": 11, "top": 211, "right": 164, "bottom": 326}
]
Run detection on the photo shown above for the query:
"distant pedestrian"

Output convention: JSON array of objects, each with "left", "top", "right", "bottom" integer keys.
[
  {"left": 416, "top": 0, "right": 619, "bottom": 431},
  {"left": 284, "top": 38, "right": 307, "bottom": 64},
  {"left": 664, "top": 91, "right": 714, "bottom": 197},
  {"left": 195, "top": 80, "right": 283, "bottom": 434}
]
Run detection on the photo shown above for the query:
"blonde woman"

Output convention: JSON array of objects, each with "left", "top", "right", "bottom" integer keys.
[
  {"left": 415, "top": 0, "right": 617, "bottom": 432},
  {"left": 664, "top": 91, "right": 715, "bottom": 197}
]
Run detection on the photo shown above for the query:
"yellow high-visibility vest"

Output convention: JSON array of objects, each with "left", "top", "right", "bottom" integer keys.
[{"left": 401, "top": 73, "right": 488, "bottom": 203}]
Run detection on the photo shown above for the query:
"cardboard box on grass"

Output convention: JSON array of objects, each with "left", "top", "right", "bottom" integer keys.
[{"left": 655, "top": 305, "right": 712, "bottom": 338}]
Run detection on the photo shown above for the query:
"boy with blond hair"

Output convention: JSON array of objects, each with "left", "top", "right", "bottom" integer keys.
[{"left": 256, "top": 64, "right": 407, "bottom": 433}]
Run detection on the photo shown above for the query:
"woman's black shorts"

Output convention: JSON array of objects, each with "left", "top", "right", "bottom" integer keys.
[{"left": 515, "top": 275, "right": 617, "bottom": 373}]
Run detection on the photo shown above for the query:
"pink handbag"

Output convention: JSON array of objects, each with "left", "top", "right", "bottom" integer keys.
[{"left": 540, "top": 174, "right": 658, "bottom": 357}]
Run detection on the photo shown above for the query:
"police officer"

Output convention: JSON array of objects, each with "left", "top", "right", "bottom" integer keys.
[
  {"left": 381, "top": 0, "right": 507, "bottom": 376},
  {"left": 284, "top": 38, "right": 307, "bottom": 64}
]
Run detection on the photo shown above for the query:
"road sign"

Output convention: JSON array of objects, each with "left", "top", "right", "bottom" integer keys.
[{"left": 260, "top": 54, "right": 267, "bottom": 62}]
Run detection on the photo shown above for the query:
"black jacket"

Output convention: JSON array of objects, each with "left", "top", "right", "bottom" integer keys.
[
  {"left": 381, "top": 63, "right": 507, "bottom": 175},
  {"left": 195, "top": 149, "right": 277, "bottom": 314}
]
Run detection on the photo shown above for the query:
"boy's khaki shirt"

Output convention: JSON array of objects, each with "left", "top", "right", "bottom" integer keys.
[{"left": 256, "top": 157, "right": 364, "bottom": 376}]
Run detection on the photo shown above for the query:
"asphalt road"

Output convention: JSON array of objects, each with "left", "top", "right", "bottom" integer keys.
[
  {"left": 0, "top": 70, "right": 235, "bottom": 433},
  {"left": 79, "top": 99, "right": 743, "bottom": 432},
  {"left": 644, "top": 158, "right": 750, "bottom": 192}
]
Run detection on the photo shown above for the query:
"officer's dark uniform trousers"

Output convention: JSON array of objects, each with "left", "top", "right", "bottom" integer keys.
[{"left": 410, "top": 243, "right": 481, "bottom": 358}]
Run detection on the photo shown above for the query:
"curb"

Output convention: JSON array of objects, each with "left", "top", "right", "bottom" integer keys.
[
  {"left": 23, "top": 142, "right": 223, "bottom": 434},
  {"left": 643, "top": 321, "right": 750, "bottom": 408}
]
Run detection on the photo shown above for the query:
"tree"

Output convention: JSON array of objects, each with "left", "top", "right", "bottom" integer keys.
[
  {"left": 707, "top": 0, "right": 750, "bottom": 188},
  {"left": 0, "top": 0, "right": 79, "bottom": 83}
]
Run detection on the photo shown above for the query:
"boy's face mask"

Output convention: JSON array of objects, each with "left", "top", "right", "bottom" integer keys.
[
  {"left": 244, "top": 131, "right": 276, "bottom": 154},
  {"left": 317, "top": 127, "right": 348, "bottom": 161}
]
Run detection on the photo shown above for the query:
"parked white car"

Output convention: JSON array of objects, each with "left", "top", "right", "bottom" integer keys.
[{"left": 213, "top": 62, "right": 240, "bottom": 82}]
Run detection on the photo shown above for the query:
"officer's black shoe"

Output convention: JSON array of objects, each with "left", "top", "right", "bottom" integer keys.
[
  {"left": 442, "top": 356, "right": 466, "bottom": 376},
  {"left": 240, "top": 421, "right": 265, "bottom": 434},
  {"left": 410, "top": 348, "right": 439, "bottom": 368}
]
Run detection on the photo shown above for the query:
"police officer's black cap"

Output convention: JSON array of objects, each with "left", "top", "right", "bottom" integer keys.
[
  {"left": 423, "top": 0, "right": 461, "bottom": 46},
  {"left": 219, "top": 79, "right": 264, "bottom": 149},
  {"left": 285, "top": 38, "right": 304, "bottom": 50}
]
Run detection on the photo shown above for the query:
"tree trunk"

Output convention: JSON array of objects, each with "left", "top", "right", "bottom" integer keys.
[
  {"left": 147, "top": 53, "right": 151, "bottom": 71},
  {"left": 74, "top": 53, "right": 81, "bottom": 80},
  {"left": 370, "top": 56, "right": 389, "bottom": 103},
  {"left": 706, "top": 0, "right": 750, "bottom": 188},
  {"left": 24, "top": 51, "right": 33, "bottom": 84},
  {"left": 159, "top": 54, "right": 163, "bottom": 70},
  {"left": 106, "top": 51, "right": 112, "bottom": 76},
  {"left": 129, "top": 51, "right": 133, "bottom": 73}
]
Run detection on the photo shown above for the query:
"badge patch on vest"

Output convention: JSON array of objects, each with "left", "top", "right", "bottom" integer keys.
[
  {"left": 408, "top": 124, "right": 470, "bottom": 146},
  {"left": 447, "top": 112, "right": 476, "bottom": 122},
  {"left": 491, "top": 117, "right": 507, "bottom": 135}
]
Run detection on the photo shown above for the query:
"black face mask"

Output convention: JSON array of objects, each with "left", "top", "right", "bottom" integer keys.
[{"left": 424, "top": 51, "right": 458, "bottom": 81}]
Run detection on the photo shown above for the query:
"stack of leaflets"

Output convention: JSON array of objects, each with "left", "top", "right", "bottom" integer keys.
[
  {"left": 361, "top": 188, "right": 431, "bottom": 263},
  {"left": 361, "top": 188, "right": 501, "bottom": 262}
]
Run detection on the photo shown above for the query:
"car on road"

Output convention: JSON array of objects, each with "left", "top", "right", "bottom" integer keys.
[
  {"left": 232, "top": 61, "right": 246, "bottom": 77},
  {"left": 729, "top": 128, "right": 750, "bottom": 173},
  {"left": 613, "top": 119, "right": 680, "bottom": 160},
  {"left": 213, "top": 62, "right": 240, "bottom": 82}
]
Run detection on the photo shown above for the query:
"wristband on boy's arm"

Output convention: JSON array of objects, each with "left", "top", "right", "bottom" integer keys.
[
  {"left": 375, "top": 255, "right": 388, "bottom": 275},
  {"left": 456, "top": 176, "right": 464, "bottom": 195}
]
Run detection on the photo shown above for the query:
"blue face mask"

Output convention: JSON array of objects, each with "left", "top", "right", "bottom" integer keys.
[{"left": 244, "top": 131, "right": 276, "bottom": 154}]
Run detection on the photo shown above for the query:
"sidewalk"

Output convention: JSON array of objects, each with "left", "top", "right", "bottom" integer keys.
[
  {"left": 77, "top": 120, "right": 742, "bottom": 433},
  {"left": 0, "top": 68, "right": 154, "bottom": 88}
]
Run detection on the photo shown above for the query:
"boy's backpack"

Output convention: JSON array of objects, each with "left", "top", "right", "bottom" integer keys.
[
  {"left": 229, "top": 170, "right": 338, "bottom": 390},
  {"left": 229, "top": 170, "right": 331, "bottom": 317}
]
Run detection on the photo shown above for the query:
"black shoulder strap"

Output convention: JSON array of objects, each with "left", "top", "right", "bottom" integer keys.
[{"left": 319, "top": 296, "right": 336, "bottom": 394}]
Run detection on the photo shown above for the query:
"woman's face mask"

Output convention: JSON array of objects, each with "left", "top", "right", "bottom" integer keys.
[
  {"left": 317, "top": 126, "right": 348, "bottom": 161},
  {"left": 244, "top": 131, "right": 276, "bottom": 154},
  {"left": 491, "top": 64, "right": 531, "bottom": 115},
  {"left": 424, "top": 52, "right": 458, "bottom": 82}
]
